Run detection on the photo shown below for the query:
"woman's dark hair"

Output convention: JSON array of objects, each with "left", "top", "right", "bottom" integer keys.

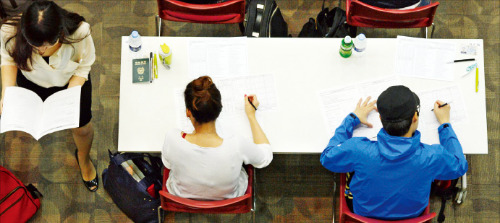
[
  {"left": 3, "top": 1, "right": 87, "bottom": 71},
  {"left": 184, "top": 76, "right": 223, "bottom": 124}
]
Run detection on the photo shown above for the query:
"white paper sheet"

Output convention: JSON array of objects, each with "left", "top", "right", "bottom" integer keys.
[
  {"left": 416, "top": 85, "right": 468, "bottom": 143},
  {"left": 189, "top": 37, "right": 248, "bottom": 79},
  {"left": 319, "top": 76, "right": 401, "bottom": 138},
  {"left": 0, "top": 86, "right": 81, "bottom": 140},
  {"left": 216, "top": 74, "right": 278, "bottom": 113},
  {"left": 395, "top": 36, "right": 456, "bottom": 81}
]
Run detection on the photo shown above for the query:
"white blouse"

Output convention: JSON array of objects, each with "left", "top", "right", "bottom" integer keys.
[
  {"left": 161, "top": 129, "right": 273, "bottom": 200},
  {"left": 1, "top": 22, "right": 95, "bottom": 88}
]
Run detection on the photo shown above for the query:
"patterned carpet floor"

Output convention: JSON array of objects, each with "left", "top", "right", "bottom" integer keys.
[{"left": 0, "top": 0, "right": 498, "bottom": 222}]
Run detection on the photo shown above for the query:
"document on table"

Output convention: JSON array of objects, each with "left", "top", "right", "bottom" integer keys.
[
  {"left": 188, "top": 37, "right": 249, "bottom": 79},
  {"left": 417, "top": 85, "right": 468, "bottom": 131},
  {"left": 395, "top": 36, "right": 456, "bottom": 81},
  {"left": 0, "top": 86, "right": 81, "bottom": 140},
  {"left": 319, "top": 76, "right": 401, "bottom": 138},
  {"left": 216, "top": 74, "right": 278, "bottom": 113},
  {"left": 174, "top": 74, "right": 278, "bottom": 132}
]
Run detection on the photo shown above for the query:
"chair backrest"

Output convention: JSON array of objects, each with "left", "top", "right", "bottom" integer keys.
[
  {"left": 156, "top": 0, "right": 245, "bottom": 24},
  {"left": 346, "top": 0, "right": 439, "bottom": 28},
  {"left": 160, "top": 165, "right": 253, "bottom": 214},
  {"left": 338, "top": 173, "right": 436, "bottom": 223}
]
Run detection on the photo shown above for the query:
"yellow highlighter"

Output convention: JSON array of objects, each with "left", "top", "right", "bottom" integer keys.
[
  {"left": 475, "top": 67, "right": 478, "bottom": 92},
  {"left": 153, "top": 53, "right": 158, "bottom": 79}
]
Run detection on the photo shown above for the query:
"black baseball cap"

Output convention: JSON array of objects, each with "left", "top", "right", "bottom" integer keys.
[{"left": 377, "top": 85, "right": 420, "bottom": 122}]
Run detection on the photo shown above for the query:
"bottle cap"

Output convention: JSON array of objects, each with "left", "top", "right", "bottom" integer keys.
[
  {"left": 131, "top": 30, "right": 139, "bottom": 38},
  {"left": 344, "top": 36, "right": 352, "bottom": 43},
  {"left": 357, "top": 33, "right": 366, "bottom": 41}
]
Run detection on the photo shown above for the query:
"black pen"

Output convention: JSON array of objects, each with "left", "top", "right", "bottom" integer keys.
[
  {"left": 431, "top": 103, "right": 448, "bottom": 111},
  {"left": 453, "top": 58, "right": 475, "bottom": 63},
  {"left": 248, "top": 97, "right": 257, "bottom": 111}
]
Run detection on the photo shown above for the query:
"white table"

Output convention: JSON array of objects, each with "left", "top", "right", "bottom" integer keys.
[{"left": 118, "top": 37, "right": 488, "bottom": 154}]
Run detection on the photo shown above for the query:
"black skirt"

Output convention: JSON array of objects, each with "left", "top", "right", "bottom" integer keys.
[{"left": 16, "top": 69, "right": 93, "bottom": 128}]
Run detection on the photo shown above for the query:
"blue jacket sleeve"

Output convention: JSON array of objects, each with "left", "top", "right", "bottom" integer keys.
[
  {"left": 320, "top": 113, "right": 360, "bottom": 173},
  {"left": 433, "top": 123, "right": 468, "bottom": 180}
]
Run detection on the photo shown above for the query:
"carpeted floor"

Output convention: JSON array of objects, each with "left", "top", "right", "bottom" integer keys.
[{"left": 0, "top": 0, "right": 498, "bottom": 222}]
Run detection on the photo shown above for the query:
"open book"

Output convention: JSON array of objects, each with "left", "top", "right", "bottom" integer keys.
[{"left": 0, "top": 86, "right": 81, "bottom": 140}]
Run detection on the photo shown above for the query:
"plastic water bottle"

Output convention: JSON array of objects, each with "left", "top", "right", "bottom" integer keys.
[
  {"left": 339, "top": 36, "right": 354, "bottom": 58},
  {"left": 353, "top": 33, "right": 367, "bottom": 55},
  {"left": 128, "top": 31, "right": 142, "bottom": 52}
]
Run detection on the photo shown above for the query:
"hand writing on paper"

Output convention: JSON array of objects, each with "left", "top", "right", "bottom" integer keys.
[
  {"left": 433, "top": 100, "right": 450, "bottom": 124},
  {"left": 353, "top": 97, "right": 377, "bottom": 128},
  {"left": 245, "top": 94, "right": 259, "bottom": 117}
]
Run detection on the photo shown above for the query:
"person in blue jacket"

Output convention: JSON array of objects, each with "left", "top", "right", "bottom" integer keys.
[{"left": 320, "top": 85, "right": 468, "bottom": 220}]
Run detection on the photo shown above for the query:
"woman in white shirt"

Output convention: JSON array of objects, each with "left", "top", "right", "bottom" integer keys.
[
  {"left": 0, "top": 1, "right": 97, "bottom": 191},
  {"left": 162, "top": 76, "right": 273, "bottom": 200}
]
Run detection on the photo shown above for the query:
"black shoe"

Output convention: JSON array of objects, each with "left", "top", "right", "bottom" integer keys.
[{"left": 74, "top": 149, "right": 99, "bottom": 192}]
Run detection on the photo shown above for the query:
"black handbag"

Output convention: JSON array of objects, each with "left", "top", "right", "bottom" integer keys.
[{"left": 102, "top": 150, "right": 163, "bottom": 223}]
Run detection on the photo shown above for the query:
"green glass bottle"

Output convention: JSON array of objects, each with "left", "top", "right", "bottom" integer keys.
[{"left": 339, "top": 36, "right": 354, "bottom": 58}]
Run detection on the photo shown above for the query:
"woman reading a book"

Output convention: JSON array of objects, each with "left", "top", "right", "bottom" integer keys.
[
  {"left": 161, "top": 76, "right": 273, "bottom": 200},
  {"left": 0, "top": 1, "right": 97, "bottom": 191}
]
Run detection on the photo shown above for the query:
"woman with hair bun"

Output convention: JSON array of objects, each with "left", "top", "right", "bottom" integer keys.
[{"left": 161, "top": 76, "right": 273, "bottom": 200}]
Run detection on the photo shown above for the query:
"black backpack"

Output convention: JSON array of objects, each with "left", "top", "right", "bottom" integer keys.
[
  {"left": 243, "top": 0, "right": 288, "bottom": 37},
  {"left": 299, "top": 1, "right": 357, "bottom": 38},
  {"left": 0, "top": 0, "right": 36, "bottom": 19},
  {"left": 431, "top": 179, "right": 460, "bottom": 223}
]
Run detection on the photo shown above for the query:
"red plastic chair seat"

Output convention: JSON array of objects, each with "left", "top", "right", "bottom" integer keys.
[
  {"left": 346, "top": 0, "right": 439, "bottom": 28},
  {"left": 160, "top": 165, "right": 253, "bottom": 214},
  {"left": 339, "top": 173, "right": 436, "bottom": 223},
  {"left": 157, "top": 0, "right": 245, "bottom": 24}
]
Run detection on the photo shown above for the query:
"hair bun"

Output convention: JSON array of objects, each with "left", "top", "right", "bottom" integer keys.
[{"left": 193, "top": 76, "right": 213, "bottom": 91}]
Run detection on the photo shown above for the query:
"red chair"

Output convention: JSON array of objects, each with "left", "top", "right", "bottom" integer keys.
[
  {"left": 158, "top": 165, "right": 255, "bottom": 221},
  {"left": 338, "top": 173, "right": 436, "bottom": 223},
  {"left": 346, "top": 0, "right": 440, "bottom": 38},
  {"left": 155, "top": 0, "right": 245, "bottom": 36}
]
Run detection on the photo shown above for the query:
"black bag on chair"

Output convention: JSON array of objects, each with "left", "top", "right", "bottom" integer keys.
[
  {"left": 299, "top": 1, "right": 357, "bottom": 38},
  {"left": 244, "top": 0, "right": 288, "bottom": 37},
  {"left": 102, "top": 150, "right": 163, "bottom": 223}
]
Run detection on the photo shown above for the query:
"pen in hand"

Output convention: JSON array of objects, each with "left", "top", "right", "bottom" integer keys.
[
  {"left": 431, "top": 102, "right": 448, "bottom": 111},
  {"left": 247, "top": 95, "right": 257, "bottom": 111}
]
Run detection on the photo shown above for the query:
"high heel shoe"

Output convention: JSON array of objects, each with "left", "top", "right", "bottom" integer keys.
[{"left": 74, "top": 149, "right": 99, "bottom": 192}]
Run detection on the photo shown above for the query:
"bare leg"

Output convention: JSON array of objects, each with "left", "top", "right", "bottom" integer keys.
[{"left": 72, "top": 122, "right": 96, "bottom": 190}]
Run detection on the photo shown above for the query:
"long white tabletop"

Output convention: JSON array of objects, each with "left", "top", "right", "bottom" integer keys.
[{"left": 119, "top": 37, "right": 488, "bottom": 154}]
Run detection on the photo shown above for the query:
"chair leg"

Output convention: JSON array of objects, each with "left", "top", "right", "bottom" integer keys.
[
  {"left": 332, "top": 173, "right": 336, "bottom": 223},
  {"left": 158, "top": 206, "right": 163, "bottom": 223},
  {"left": 430, "top": 23, "right": 435, "bottom": 38},
  {"left": 425, "top": 23, "right": 435, "bottom": 39},
  {"left": 252, "top": 167, "right": 256, "bottom": 223},
  {"left": 156, "top": 15, "right": 162, "bottom": 37}
]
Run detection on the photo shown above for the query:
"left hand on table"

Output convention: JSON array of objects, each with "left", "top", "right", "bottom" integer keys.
[{"left": 353, "top": 96, "right": 377, "bottom": 128}]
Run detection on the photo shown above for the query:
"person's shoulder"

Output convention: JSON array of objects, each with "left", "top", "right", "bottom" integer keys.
[
  {"left": 1, "top": 23, "right": 17, "bottom": 37},
  {"left": 419, "top": 143, "right": 445, "bottom": 157},
  {"left": 346, "top": 137, "right": 373, "bottom": 147},
  {"left": 70, "top": 22, "right": 91, "bottom": 39}
]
